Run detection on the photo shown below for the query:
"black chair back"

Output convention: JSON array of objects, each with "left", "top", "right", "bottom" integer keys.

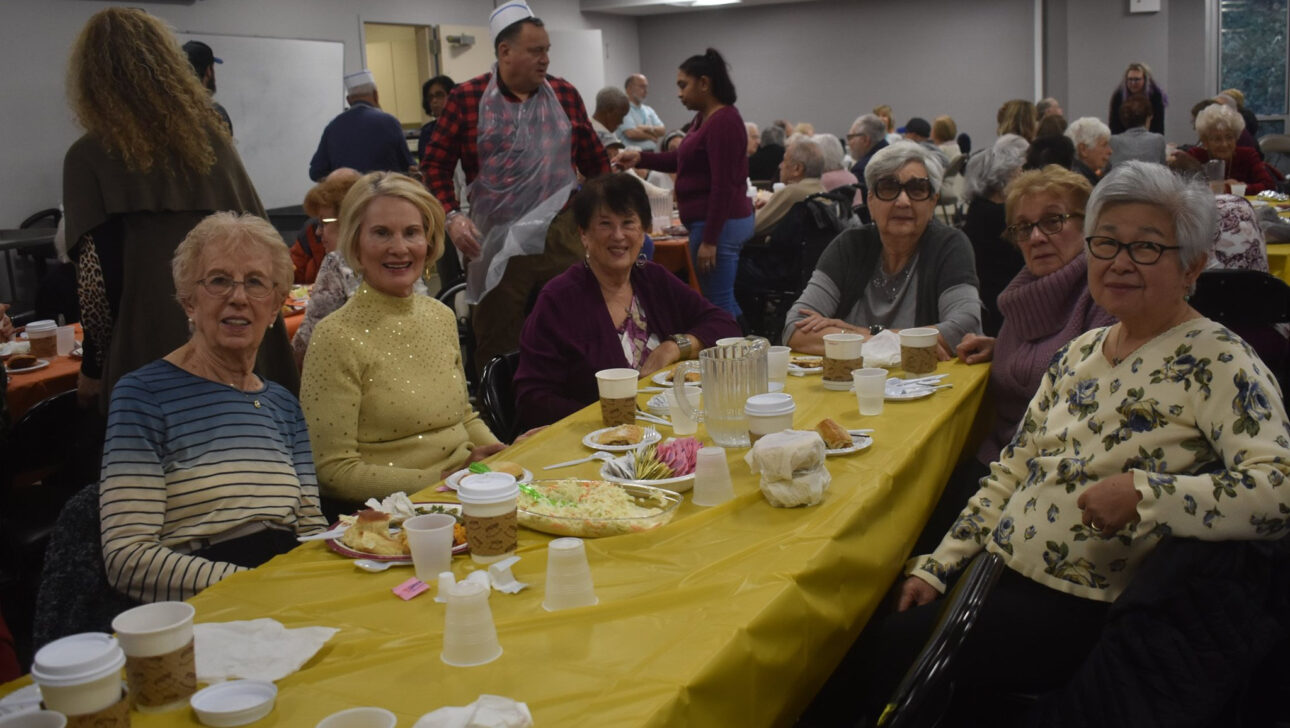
[
  {"left": 479, "top": 351, "right": 521, "bottom": 444},
  {"left": 1189, "top": 269, "right": 1290, "bottom": 406},
  {"left": 437, "top": 281, "right": 477, "bottom": 395},
  {"left": 876, "top": 553, "right": 1005, "bottom": 728}
]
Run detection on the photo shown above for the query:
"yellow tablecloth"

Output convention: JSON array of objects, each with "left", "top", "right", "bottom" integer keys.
[
  {"left": 3, "top": 359, "right": 989, "bottom": 727},
  {"left": 1268, "top": 243, "right": 1290, "bottom": 285}
]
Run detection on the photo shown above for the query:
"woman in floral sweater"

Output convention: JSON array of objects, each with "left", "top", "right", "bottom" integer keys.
[{"left": 828, "top": 162, "right": 1290, "bottom": 723}]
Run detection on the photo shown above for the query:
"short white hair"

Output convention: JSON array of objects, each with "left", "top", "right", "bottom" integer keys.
[
  {"left": 1086, "top": 161, "right": 1215, "bottom": 269},
  {"left": 785, "top": 136, "right": 825, "bottom": 178},
  {"left": 1195, "top": 103, "right": 1245, "bottom": 138},
  {"left": 812, "top": 133, "right": 845, "bottom": 172},
  {"left": 850, "top": 113, "right": 887, "bottom": 142},
  {"left": 864, "top": 140, "right": 945, "bottom": 194},
  {"left": 963, "top": 134, "right": 1028, "bottom": 203},
  {"left": 1065, "top": 117, "right": 1111, "bottom": 150}
]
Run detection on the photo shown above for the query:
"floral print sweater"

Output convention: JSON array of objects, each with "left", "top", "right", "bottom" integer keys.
[{"left": 911, "top": 319, "right": 1290, "bottom": 602}]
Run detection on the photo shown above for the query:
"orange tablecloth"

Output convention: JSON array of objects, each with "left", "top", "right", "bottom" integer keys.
[
  {"left": 652, "top": 237, "right": 701, "bottom": 292},
  {"left": 284, "top": 310, "right": 304, "bottom": 340},
  {"left": 6, "top": 324, "right": 82, "bottom": 420}
]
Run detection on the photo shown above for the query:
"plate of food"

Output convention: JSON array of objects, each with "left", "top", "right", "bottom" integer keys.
[
  {"left": 599, "top": 438, "right": 700, "bottom": 492},
  {"left": 651, "top": 369, "right": 702, "bottom": 387},
  {"left": 582, "top": 424, "right": 661, "bottom": 452},
  {"left": 325, "top": 500, "right": 468, "bottom": 562},
  {"left": 517, "top": 479, "right": 682, "bottom": 538},
  {"left": 443, "top": 460, "right": 532, "bottom": 490},
  {"left": 814, "top": 418, "right": 873, "bottom": 455},
  {"left": 788, "top": 355, "right": 823, "bottom": 375},
  {"left": 4, "top": 355, "right": 49, "bottom": 374}
]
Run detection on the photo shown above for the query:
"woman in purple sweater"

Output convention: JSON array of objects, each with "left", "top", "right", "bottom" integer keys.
[
  {"left": 914, "top": 165, "right": 1114, "bottom": 551},
  {"left": 614, "top": 48, "right": 754, "bottom": 320},
  {"left": 514, "top": 174, "right": 740, "bottom": 429}
]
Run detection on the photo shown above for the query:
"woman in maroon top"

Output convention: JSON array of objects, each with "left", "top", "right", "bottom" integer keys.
[
  {"left": 1186, "top": 103, "right": 1277, "bottom": 194},
  {"left": 615, "top": 48, "right": 754, "bottom": 321},
  {"left": 514, "top": 174, "right": 739, "bottom": 429}
]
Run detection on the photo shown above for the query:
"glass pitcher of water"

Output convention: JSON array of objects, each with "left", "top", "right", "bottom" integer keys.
[{"left": 672, "top": 339, "right": 768, "bottom": 448}]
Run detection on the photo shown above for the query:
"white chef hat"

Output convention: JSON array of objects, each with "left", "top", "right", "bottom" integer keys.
[
  {"left": 489, "top": 1, "right": 536, "bottom": 46},
  {"left": 344, "top": 70, "right": 376, "bottom": 94}
]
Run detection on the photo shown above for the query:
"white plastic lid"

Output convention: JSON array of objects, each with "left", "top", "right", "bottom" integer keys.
[
  {"left": 190, "top": 679, "right": 277, "bottom": 727},
  {"left": 24, "top": 320, "right": 56, "bottom": 334},
  {"left": 30, "top": 633, "right": 125, "bottom": 687},
  {"left": 745, "top": 392, "right": 795, "bottom": 416},
  {"left": 456, "top": 472, "right": 518, "bottom": 504}
]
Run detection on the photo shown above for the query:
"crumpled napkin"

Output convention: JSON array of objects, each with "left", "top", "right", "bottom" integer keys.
[
  {"left": 194, "top": 618, "right": 338, "bottom": 683},
  {"left": 745, "top": 430, "right": 831, "bottom": 507},
  {"left": 414, "top": 695, "right": 533, "bottom": 728},
  {"left": 861, "top": 329, "right": 901, "bottom": 368}
]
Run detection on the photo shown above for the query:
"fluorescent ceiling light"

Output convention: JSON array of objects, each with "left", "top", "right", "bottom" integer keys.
[{"left": 671, "top": 0, "right": 741, "bottom": 6}]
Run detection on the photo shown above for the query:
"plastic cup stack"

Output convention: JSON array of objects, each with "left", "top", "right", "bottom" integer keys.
[
  {"left": 691, "top": 446, "right": 735, "bottom": 507},
  {"left": 403, "top": 513, "right": 456, "bottom": 582},
  {"left": 440, "top": 580, "right": 503, "bottom": 667},
  {"left": 542, "top": 538, "right": 598, "bottom": 611}
]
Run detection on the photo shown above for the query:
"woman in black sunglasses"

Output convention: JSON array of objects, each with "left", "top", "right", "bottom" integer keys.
[{"left": 783, "top": 141, "right": 981, "bottom": 355}]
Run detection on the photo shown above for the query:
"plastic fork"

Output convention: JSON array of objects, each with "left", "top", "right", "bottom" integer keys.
[{"left": 543, "top": 451, "right": 615, "bottom": 470}]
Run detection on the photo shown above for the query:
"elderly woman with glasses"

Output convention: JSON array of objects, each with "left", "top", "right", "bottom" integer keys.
[
  {"left": 837, "top": 162, "right": 1290, "bottom": 721},
  {"left": 1067, "top": 117, "right": 1113, "bottom": 187},
  {"left": 783, "top": 141, "right": 982, "bottom": 356},
  {"left": 300, "top": 172, "right": 501, "bottom": 509},
  {"left": 1186, "top": 103, "right": 1277, "bottom": 195},
  {"left": 99, "top": 213, "right": 327, "bottom": 603}
]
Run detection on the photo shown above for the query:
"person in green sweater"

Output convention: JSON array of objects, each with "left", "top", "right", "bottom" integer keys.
[
  {"left": 300, "top": 173, "right": 502, "bottom": 508},
  {"left": 808, "top": 161, "right": 1290, "bottom": 725}
]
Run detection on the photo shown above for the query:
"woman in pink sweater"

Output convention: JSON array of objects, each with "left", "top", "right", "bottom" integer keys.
[{"left": 614, "top": 49, "right": 754, "bottom": 320}]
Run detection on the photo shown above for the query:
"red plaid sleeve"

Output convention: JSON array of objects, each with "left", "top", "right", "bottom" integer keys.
[{"left": 421, "top": 76, "right": 487, "bottom": 213}]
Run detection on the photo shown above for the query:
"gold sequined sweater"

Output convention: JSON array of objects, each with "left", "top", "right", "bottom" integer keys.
[{"left": 301, "top": 283, "right": 498, "bottom": 502}]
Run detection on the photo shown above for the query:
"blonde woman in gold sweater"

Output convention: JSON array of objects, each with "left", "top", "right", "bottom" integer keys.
[{"left": 301, "top": 173, "right": 500, "bottom": 506}]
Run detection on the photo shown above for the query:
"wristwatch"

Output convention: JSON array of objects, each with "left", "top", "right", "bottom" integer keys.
[
  {"left": 671, "top": 334, "right": 693, "bottom": 359},
  {"left": 869, "top": 324, "right": 885, "bottom": 336}
]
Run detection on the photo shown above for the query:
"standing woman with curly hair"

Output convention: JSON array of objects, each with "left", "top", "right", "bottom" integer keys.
[{"left": 63, "top": 7, "right": 296, "bottom": 408}]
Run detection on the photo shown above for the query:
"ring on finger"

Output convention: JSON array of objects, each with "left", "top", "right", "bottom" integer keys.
[{"left": 1089, "top": 522, "right": 1104, "bottom": 534}]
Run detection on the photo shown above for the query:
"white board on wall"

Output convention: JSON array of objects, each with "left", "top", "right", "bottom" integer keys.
[
  {"left": 177, "top": 33, "right": 345, "bottom": 210},
  {"left": 547, "top": 28, "right": 605, "bottom": 111}
]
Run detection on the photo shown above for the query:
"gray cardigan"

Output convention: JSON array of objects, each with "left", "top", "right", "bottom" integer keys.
[
  {"left": 1109, "top": 127, "right": 1167, "bottom": 169},
  {"left": 782, "top": 219, "right": 981, "bottom": 345}
]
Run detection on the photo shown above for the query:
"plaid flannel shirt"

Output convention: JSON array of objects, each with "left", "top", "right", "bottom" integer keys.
[{"left": 421, "top": 73, "right": 609, "bottom": 214}]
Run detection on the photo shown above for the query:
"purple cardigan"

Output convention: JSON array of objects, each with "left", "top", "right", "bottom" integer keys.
[
  {"left": 515, "top": 261, "right": 741, "bottom": 429},
  {"left": 978, "top": 255, "right": 1115, "bottom": 464},
  {"left": 638, "top": 106, "right": 753, "bottom": 245}
]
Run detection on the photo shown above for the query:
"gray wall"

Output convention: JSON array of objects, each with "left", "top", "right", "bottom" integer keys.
[
  {"left": 0, "top": 0, "right": 640, "bottom": 225},
  {"left": 1046, "top": 0, "right": 1210, "bottom": 141},
  {"left": 636, "top": 0, "right": 1038, "bottom": 151}
]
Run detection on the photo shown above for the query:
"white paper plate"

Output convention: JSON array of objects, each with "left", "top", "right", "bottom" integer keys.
[
  {"left": 0, "top": 684, "right": 41, "bottom": 716},
  {"left": 5, "top": 358, "right": 49, "bottom": 374},
  {"left": 599, "top": 461, "right": 695, "bottom": 493},
  {"left": 825, "top": 433, "right": 874, "bottom": 456},
  {"left": 581, "top": 426, "right": 662, "bottom": 452},
  {"left": 885, "top": 386, "right": 935, "bottom": 401},
  {"left": 191, "top": 679, "right": 277, "bottom": 727},
  {"left": 651, "top": 369, "right": 702, "bottom": 387},
  {"left": 444, "top": 467, "right": 533, "bottom": 490}
]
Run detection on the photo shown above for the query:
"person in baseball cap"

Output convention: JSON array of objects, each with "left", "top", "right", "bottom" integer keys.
[{"left": 182, "top": 40, "right": 232, "bottom": 134}]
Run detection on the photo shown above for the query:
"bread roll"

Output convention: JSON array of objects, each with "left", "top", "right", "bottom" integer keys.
[{"left": 815, "top": 418, "right": 851, "bottom": 450}]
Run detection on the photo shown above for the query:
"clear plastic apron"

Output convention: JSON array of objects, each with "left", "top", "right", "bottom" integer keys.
[{"left": 466, "top": 67, "right": 577, "bottom": 304}]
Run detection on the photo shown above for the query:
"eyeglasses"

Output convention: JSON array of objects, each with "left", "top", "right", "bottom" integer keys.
[
  {"left": 845, "top": 133, "right": 865, "bottom": 141},
  {"left": 320, "top": 217, "right": 339, "bottom": 225},
  {"left": 1085, "top": 236, "right": 1181, "bottom": 265},
  {"left": 198, "top": 274, "right": 277, "bottom": 299},
  {"left": 1002, "top": 212, "right": 1083, "bottom": 243},
  {"left": 872, "top": 177, "right": 934, "bottom": 201}
]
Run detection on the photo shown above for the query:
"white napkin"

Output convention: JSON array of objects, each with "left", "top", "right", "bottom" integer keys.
[
  {"left": 861, "top": 329, "right": 901, "bottom": 368},
  {"left": 414, "top": 695, "right": 533, "bottom": 728},
  {"left": 194, "top": 618, "right": 338, "bottom": 683},
  {"left": 744, "top": 430, "right": 831, "bottom": 507}
]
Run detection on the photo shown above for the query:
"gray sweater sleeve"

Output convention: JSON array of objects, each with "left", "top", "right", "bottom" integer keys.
[
  {"left": 782, "top": 269, "right": 848, "bottom": 344},
  {"left": 933, "top": 283, "right": 983, "bottom": 349}
]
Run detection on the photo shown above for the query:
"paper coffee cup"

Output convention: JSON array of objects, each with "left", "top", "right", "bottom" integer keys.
[
  {"left": 111, "top": 601, "right": 196, "bottom": 712},
  {"left": 899, "top": 327, "right": 940, "bottom": 375},
  {"left": 30, "top": 633, "right": 125, "bottom": 717},
  {"left": 457, "top": 473, "right": 519, "bottom": 564},
  {"left": 26, "top": 320, "right": 57, "bottom": 359},
  {"left": 822, "top": 333, "right": 865, "bottom": 382},
  {"left": 595, "top": 368, "right": 638, "bottom": 428}
]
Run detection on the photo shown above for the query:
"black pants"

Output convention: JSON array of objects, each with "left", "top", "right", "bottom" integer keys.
[
  {"left": 802, "top": 567, "right": 1109, "bottom": 726},
  {"left": 191, "top": 527, "right": 299, "bottom": 570}
]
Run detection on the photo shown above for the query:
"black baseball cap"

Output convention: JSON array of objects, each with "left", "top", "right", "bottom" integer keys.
[
  {"left": 182, "top": 41, "right": 223, "bottom": 72},
  {"left": 904, "top": 117, "right": 932, "bottom": 138}
]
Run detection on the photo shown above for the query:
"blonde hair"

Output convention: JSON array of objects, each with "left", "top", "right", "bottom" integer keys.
[
  {"left": 873, "top": 105, "right": 894, "bottom": 132},
  {"left": 1003, "top": 165, "right": 1094, "bottom": 233},
  {"left": 172, "top": 212, "right": 293, "bottom": 307},
  {"left": 337, "top": 172, "right": 446, "bottom": 277},
  {"left": 68, "top": 8, "right": 226, "bottom": 176},
  {"left": 996, "top": 99, "right": 1038, "bottom": 141},
  {"left": 931, "top": 115, "right": 957, "bottom": 144},
  {"left": 304, "top": 168, "right": 362, "bottom": 218}
]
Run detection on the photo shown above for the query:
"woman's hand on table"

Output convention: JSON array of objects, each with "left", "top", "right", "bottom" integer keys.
[
  {"left": 897, "top": 575, "right": 940, "bottom": 612},
  {"left": 956, "top": 333, "right": 995, "bottom": 364},
  {"left": 639, "top": 340, "right": 682, "bottom": 379},
  {"left": 1076, "top": 473, "right": 1143, "bottom": 537},
  {"left": 696, "top": 242, "right": 717, "bottom": 274},
  {"left": 441, "top": 442, "right": 508, "bottom": 480},
  {"left": 513, "top": 426, "right": 547, "bottom": 445},
  {"left": 793, "top": 308, "right": 861, "bottom": 335}
]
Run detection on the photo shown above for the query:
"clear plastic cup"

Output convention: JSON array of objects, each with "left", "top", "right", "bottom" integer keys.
[
  {"left": 542, "top": 537, "right": 598, "bottom": 611},
  {"left": 853, "top": 368, "right": 887, "bottom": 415},
  {"left": 29, "top": 633, "right": 125, "bottom": 718},
  {"left": 665, "top": 388, "right": 700, "bottom": 436},
  {"left": 692, "top": 446, "right": 735, "bottom": 507},
  {"left": 767, "top": 346, "right": 791, "bottom": 385},
  {"left": 595, "top": 368, "right": 638, "bottom": 427},
  {"left": 1230, "top": 182, "right": 1247, "bottom": 197},
  {"left": 111, "top": 601, "right": 197, "bottom": 712},
  {"left": 55, "top": 326, "right": 76, "bottom": 357},
  {"left": 315, "top": 707, "right": 398, "bottom": 728},
  {"left": 402, "top": 513, "right": 456, "bottom": 582},
  {"left": 716, "top": 337, "right": 745, "bottom": 347},
  {"left": 440, "top": 580, "right": 503, "bottom": 667}
]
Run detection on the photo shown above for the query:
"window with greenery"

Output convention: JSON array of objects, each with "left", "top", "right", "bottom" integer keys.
[{"left": 1220, "top": 0, "right": 1288, "bottom": 135}]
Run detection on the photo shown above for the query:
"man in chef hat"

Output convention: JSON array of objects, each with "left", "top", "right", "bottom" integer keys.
[
  {"left": 421, "top": 0, "right": 609, "bottom": 374},
  {"left": 309, "top": 69, "right": 415, "bottom": 181}
]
